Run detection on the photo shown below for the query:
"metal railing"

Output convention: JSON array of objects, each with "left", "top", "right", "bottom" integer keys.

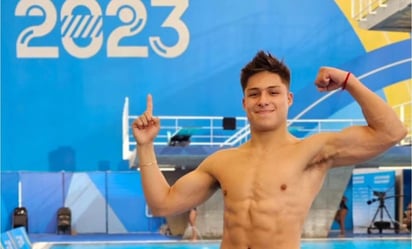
[
  {"left": 122, "top": 97, "right": 249, "bottom": 159},
  {"left": 219, "top": 119, "right": 368, "bottom": 147},
  {"left": 351, "top": 0, "right": 388, "bottom": 21},
  {"left": 123, "top": 97, "right": 411, "bottom": 160},
  {"left": 128, "top": 114, "right": 250, "bottom": 146}
]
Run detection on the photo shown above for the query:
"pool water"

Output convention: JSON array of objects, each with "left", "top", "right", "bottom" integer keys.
[{"left": 44, "top": 239, "right": 411, "bottom": 249}]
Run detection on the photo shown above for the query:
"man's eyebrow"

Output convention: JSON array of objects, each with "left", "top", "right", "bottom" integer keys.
[
  {"left": 246, "top": 85, "right": 281, "bottom": 91},
  {"left": 267, "top": 86, "right": 281, "bottom": 89}
]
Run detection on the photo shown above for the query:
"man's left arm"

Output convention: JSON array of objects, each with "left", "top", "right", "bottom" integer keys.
[{"left": 315, "top": 67, "right": 407, "bottom": 167}]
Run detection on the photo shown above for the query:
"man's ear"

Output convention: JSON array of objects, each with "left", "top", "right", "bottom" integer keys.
[
  {"left": 242, "top": 97, "right": 245, "bottom": 109},
  {"left": 288, "top": 92, "right": 294, "bottom": 107}
]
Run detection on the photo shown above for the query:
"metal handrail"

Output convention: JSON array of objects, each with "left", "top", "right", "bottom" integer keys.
[
  {"left": 123, "top": 97, "right": 411, "bottom": 160},
  {"left": 127, "top": 115, "right": 249, "bottom": 146},
  {"left": 351, "top": 0, "right": 388, "bottom": 21}
]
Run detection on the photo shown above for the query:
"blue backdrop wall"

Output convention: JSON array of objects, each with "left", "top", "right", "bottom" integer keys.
[
  {"left": 4, "top": 1, "right": 410, "bottom": 172},
  {"left": 1, "top": 0, "right": 411, "bottom": 235},
  {"left": 1, "top": 171, "right": 165, "bottom": 233}
]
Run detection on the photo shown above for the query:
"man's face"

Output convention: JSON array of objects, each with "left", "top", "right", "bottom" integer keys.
[{"left": 242, "top": 71, "right": 293, "bottom": 132}]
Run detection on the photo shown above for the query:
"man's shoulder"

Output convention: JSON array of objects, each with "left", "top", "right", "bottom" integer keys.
[
  {"left": 210, "top": 147, "right": 241, "bottom": 158},
  {"left": 297, "top": 132, "right": 335, "bottom": 146},
  {"left": 201, "top": 147, "right": 246, "bottom": 166}
]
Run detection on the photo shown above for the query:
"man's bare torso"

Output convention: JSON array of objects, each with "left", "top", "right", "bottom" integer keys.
[{"left": 203, "top": 138, "right": 330, "bottom": 249}]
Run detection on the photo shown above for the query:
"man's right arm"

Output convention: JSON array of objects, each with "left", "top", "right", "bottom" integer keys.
[
  {"left": 133, "top": 94, "right": 217, "bottom": 216},
  {"left": 137, "top": 143, "right": 218, "bottom": 216}
]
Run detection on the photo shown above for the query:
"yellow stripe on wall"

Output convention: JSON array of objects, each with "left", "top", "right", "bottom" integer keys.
[
  {"left": 335, "top": 0, "right": 410, "bottom": 52},
  {"left": 384, "top": 80, "right": 412, "bottom": 105}
]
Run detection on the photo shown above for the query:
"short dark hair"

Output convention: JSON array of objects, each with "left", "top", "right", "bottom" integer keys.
[{"left": 240, "top": 51, "right": 291, "bottom": 92}]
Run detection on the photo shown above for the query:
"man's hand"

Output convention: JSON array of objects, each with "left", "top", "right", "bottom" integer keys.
[
  {"left": 132, "top": 94, "right": 160, "bottom": 145},
  {"left": 315, "top": 67, "right": 350, "bottom": 92}
]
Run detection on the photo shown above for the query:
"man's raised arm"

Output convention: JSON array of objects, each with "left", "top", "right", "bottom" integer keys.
[
  {"left": 315, "top": 67, "right": 407, "bottom": 166},
  {"left": 132, "top": 95, "right": 217, "bottom": 216},
  {"left": 132, "top": 94, "right": 172, "bottom": 214}
]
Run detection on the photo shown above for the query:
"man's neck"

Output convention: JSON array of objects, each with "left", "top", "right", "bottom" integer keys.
[{"left": 248, "top": 127, "right": 296, "bottom": 151}]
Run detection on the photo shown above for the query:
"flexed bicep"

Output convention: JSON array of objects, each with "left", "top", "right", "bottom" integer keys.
[{"left": 328, "top": 125, "right": 390, "bottom": 167}]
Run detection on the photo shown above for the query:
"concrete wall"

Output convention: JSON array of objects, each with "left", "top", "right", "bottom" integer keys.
[{"left": 302, "top": 166, "right": 354, "bottom": 237}]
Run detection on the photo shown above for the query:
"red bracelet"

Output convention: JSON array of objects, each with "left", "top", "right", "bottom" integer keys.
[{"left": 342, "top": 72, "right": 351, "bottom": 90}]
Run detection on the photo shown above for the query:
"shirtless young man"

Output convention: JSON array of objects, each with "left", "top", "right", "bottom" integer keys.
[{"left": 132, "top": 51, "right": 407, "bottom": 249}]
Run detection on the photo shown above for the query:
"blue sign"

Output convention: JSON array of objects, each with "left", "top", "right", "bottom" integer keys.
[
  {"left": 0, "top": 227, "right": 32, "bottom": 249},
  {"left": 1, "top": 232, "right": 16, "bottom": 249},
  {"left": 352, "top": 170, "right": 396, "bottom": 234}
]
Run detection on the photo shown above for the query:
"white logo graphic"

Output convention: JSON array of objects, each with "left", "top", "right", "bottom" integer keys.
[{"left": 15, "top": 0, "right": 190, "bottom": 58}]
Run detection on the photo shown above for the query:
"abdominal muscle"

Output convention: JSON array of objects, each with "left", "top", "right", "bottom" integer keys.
[
  {"left": 220, "top": 198, "right": 307, "bottom": 249},
  {"left": 208, "top": 143, "right": 326, "bottom": 249}
]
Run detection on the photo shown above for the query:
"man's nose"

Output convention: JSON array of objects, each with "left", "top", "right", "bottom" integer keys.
[{"left": 257, "top": 93, "right": 270, "bottom": 106}]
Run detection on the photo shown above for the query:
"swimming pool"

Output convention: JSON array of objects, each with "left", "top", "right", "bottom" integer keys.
[{"left": 34, "top": 239, "right": 411, "bottom": 249}]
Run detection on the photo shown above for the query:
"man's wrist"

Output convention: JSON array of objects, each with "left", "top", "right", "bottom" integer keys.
[
  {"left": 341, "top": 72, "right": 351, "bottom": 90},
  {"left": 139, "top": 161, "right": 157, "bottom": 169},
  {"left": 137, "top": 141, "right": 154, "bottom": 147}
]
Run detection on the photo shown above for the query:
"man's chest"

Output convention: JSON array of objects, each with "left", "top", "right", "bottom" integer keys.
[
  {"left": 212, "top": 153, "right": 327, "bottom": 201},
  {"left": 215, "top": 160, "right": 305, "bottom": 199}
]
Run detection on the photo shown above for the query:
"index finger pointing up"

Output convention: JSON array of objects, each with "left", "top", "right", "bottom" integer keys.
[{"left": 146, "top": 94, "right": 153, "bottom": 115}]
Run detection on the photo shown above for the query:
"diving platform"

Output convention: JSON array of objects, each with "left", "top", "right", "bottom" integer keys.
[{"left": 352, "top": 0, "right": 411, "bottom": 32}]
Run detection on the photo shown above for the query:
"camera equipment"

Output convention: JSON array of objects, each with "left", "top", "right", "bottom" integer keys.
[{"left": 366, "top": 190, "right": 402, "bottom": 234}]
